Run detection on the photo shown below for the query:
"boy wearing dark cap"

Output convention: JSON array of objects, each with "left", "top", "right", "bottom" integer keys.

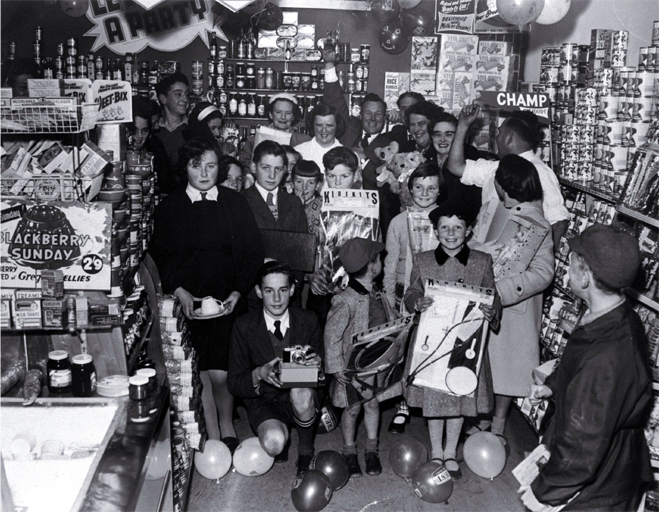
[
  {"left": 403, "top": 202, "right": 499, "bottom": 479},
  {"left": 324, "top": 237, "right": 395, "bottom": 478},
  {"left": 523, "top": 224, "right": 652, "bottom": 511}
]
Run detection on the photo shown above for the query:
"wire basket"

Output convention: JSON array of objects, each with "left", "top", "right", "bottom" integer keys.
[
  {"left": 1, "top": 174, "right": 80, "bottom": 202},
  {"left": 1, "top": 103, "right": 97, "bottom": 134}
]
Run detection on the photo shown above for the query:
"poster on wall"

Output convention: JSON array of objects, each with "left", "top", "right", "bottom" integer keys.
[
  {"left": 93, "top": 80, "right": 133, "bottom": 124},
  {"left": 435, "top": 0, "right": 476, "bottom": 33},
  {"left": 0, "top": 199, "right": 112, "bottom": 291},
  {"left": 84, "top": 0, "right": 216, "bottom": 55}
]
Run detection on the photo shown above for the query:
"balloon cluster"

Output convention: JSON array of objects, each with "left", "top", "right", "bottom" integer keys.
[
  {"left": 195, "top": 437, "right": 275, "bottom": 481},
  {"left": 372, "top": 0, "right": 433, "bottom": 55},
  {"left": 495, "top": 0, "right": 571, "bottom": 26},
  {"left": 291, "top": 451, "right": 348, "bottom": 512}
]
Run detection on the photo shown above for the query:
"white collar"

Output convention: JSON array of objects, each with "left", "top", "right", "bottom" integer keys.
[
  {"left": 263, "top": 309, "right": 290, "bottom": 335},
  {"left": 186, "top": 185, "right": 218, "bottom": 202},
  {"left": 255, "top": 181, "right": 278, "bottom": 204}
]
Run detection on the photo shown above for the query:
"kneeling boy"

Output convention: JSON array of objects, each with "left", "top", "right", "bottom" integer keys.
[{"left": 227, "top": 261, "right": 323, "bottom": 475}]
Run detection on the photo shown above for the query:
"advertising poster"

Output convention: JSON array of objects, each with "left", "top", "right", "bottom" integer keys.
[
  {"left": 435, "top": 0, "right": 476, "bottom": 34},
  {"left": 84, "top": 0, "right": 215, "bottom": 54},
  {"left": 92, "top": 80, "right": 133, "bottom": 124},
  {"left": 1, "top": 199, "right": 112, "bottom": 291},
  {"left": 319, "top": 189, "right": 380, "bottom": 293}
]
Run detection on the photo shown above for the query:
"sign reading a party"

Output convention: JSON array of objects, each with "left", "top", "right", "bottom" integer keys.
[
  {"left": 0, "top": 199, "right": 112, "bottom": 291},
  {"left": 84, "top": 0, "right": 215, "bottom": 55}
]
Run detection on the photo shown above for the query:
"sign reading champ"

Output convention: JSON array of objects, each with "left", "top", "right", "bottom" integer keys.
[{"left": 84, "top": 0, "right": 215, "bottom": 55}]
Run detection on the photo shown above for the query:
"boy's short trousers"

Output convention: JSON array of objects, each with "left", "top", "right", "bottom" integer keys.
[{"left": 247, "top": 390, "right": 318, "bottom": 435}]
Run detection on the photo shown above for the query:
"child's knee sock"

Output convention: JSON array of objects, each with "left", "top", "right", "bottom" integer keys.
[{"left": 294, "top": 409, "right": 318, "bottom": 456}]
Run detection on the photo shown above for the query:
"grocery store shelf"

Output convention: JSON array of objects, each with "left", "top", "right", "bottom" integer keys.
[
  {"left": 626, "top": 288, "right": 659, "bottom": 312},
  {"left": 616, "top": 205, "right": 659, "bottom": 228},
  {"left": 558, "top": 178, "right": 618, "bottom": 203}
]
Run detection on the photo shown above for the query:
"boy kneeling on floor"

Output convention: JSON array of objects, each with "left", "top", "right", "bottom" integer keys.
[{"left": 227, "top": 261, "right": 324, "bottom": 476}]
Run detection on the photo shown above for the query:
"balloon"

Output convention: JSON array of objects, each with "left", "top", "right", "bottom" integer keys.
[
  {"left": 495, "top": 0, "right": 545, "bottom": 25},
  {"left": 389, "top": 435, "right": 428, "bottom": 478},
  {"left": 379, "top": 21, "right": 410, "bottom": 56},
  {"left": 291, "top": 470, "right": 333, "bottom": 512},
  {"left": 60, "top": 0, "right": 88, "bottom": 17},
  {"left": 412, "top": 460, "right": 454, "bottom": 504},
  {"left": 311, "top": 451, "right": 349, "bottom": 491},
  {"left": 317, "top": 404, "right": 339, "bottom": 434},
  {"left": 254, "top": 2, "right": 283, "bottom": 31},
  {"left": 535, "top": 0, "right": 571, "bottom": 24},
  {"left": 401, "top": 9, "right": 434, "bottom": 37},
  {"left": 371, "top": 0, "right": 401, "bottom": 22},
  {"left": 195, "top": 440, "right": 232, "bottom": 480},
  {"left": 463, "top": 432, "right": 507, "bottom": 479},
  {"left": 232, "top": 437, "right": 274, "bottom": 477},
  {"left": 399, "top": 0, "right": 423, "bottom": 7}
]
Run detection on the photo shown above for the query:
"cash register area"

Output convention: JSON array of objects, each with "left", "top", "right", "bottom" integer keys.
[{"left": 187, "top": 405, "right": 536, "bottom": 512}]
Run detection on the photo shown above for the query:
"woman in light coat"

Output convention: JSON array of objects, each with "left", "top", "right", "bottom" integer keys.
[{"left": 474, "top": 154, "right": 555, "bottom": 443}]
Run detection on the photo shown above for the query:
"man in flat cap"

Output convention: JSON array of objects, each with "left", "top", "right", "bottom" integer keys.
[{"left": 521, "top": 224, "right": 652, "bottom": 511}]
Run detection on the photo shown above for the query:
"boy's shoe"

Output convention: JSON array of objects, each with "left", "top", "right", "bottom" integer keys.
[
  {"left": 388, "top": 413, "right": 410, "bottom": 435},
  {"left": 296, "top": 454, "right": 314, "bottom": 476},
  {"left": 221, "top": 437, "right": 240, "bottom": 455},
  {"left": 344, "top": 453, "right": 363, "bottom": 478},
  {"left": 365, "top": 451, "right": 382, "bottom": 476}
]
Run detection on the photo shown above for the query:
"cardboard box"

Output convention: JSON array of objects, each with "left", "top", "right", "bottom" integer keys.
[
  {"left": 28, "top": 79, "right": 64, "bottom": 98},
  {"left": 478, "top": 41, "right": 511, "bottom": 56},
  {"left": 13, "top": 296, "right": 42, "bottom": 329},
  {"left": 439, "top": 53, "right": 475, "bottom": 73},
  {"left": 42, "top": 299, "right": 66, "bottom": 329},
  {"left": 475, "top": 55, "right": 511, "bottom": 75},
  {"left": 440, "top": 34, "right": 478, "bottom": 55},
  {"left": 41, "top": 269, "right": 64, "bottom": 298},
  {"left": 1, "top": 298, "right": 11, "bottom": 329},
  {"left": 278, "top": 362, "right": 319, "bottom": 389}
]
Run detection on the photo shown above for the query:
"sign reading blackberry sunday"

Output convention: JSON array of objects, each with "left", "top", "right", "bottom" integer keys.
[{"left": 0, "top": 199, "right": 112, "bottom": 291}]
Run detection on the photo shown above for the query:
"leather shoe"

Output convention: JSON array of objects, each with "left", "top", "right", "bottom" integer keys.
[
  {"left": 444, "top": 458, "right": 462, "bottom": 481},
  {"left": 388, "top": 413, "right": 409, "bottom": 435},
  {"left": 344, "top": 453, "right": 362, "bottom": 478},
  {"left": 296, "top": 454, "right": 314, "bottom": 476},
  {"left": 221, "top": 437, "right": 240, "bottom": 455},
  {"left": 365, "top": 451, "right": 382, "bottom": 476}
]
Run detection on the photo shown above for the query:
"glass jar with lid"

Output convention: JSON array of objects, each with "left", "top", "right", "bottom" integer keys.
[{"left": 48, "top": 350, "right": 72, "bottom": 394}]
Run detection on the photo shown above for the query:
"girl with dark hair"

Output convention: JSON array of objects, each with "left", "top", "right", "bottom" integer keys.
[
  {"left": 150, "top": 137, "right": 264, "bottom": 454},
  {"left": 470, "top": 153, "right": 554, "bottom": 444},
  {"left": 400, "top": 100, "right": 444, "bottom": 159},
  {"left": 218, "top": 155, "right": 246, "bottom": 193},
  {"left": 294, "top": 103, "right": 345, "bottom": 171},
  {"left": 184, "top": 101, "right": 224, "bottom": 147}
]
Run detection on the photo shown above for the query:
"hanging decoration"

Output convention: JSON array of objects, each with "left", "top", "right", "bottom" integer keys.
[
  {"left": 401, "top": 8, "right": 434, "bottom": 37},
  {"left": 252, "top": 1, "right": 284, "bottom": 31},
  {"left": 535, "top": 0, "right": 570, "bottom": 24},
  {"left": 399, "top": 0, "right": 423, "bottom": 8},
  {"left": 370, "top": 0, "right": 402, "bottom": 22},
  {"left": 84, "top": 0, "right": 216, "bottom": 54},
  {"left": 495, "top": 0, "right": 545, "bottom": 25},
  {"left": 61, "top": 0, "right": 89, "bottom": 17},
  {"left": 379, "top": 19, "right": 410, "bottom": 55}
]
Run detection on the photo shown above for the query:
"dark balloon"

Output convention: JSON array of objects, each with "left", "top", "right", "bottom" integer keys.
[
  {"left": 291, "top": 470, "right": 333, "bottom": 512},
  {"left": 60, "top": 0, "right": 88, "bottom": 17},
  {"left": 317, "top": 404, "right": 339, "bottom": 434},
  {"left": 401, "top": 9, "right": 434, "bottom": 37},
  {"left": 254, "top": 2, "right": 283, "bottom": 31},
  {"left": 371, "top": 0, "right": 402, "bottom": 22},
  {"left": 311, "top": 451, "right": 349, "bottom": 491},
  {"left": 379, "top": 21, "right": 411, "bottom": 56},
  {"left": 412, "top": 460, "right": 454, "bottom": 504},
  {"left": 388, "top": 435, "right": 428, "bottom": 478}
]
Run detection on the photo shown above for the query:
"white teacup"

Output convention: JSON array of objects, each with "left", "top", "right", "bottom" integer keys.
[{"left": 200, "top": 296, "right": 221, "bottom": 315}]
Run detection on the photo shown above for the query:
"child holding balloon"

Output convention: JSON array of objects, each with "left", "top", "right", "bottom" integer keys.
[{"left": 403, "top": 202, "right": 500, "bottom": 480}]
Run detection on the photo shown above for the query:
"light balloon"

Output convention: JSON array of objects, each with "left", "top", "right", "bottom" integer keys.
[
  {"left": 232, "top": 437, "right": 275, "bottom": 476},
  {"left": 195, "top": 440, "right": 232, "bottom": 480},
  {"left": 60, "top": 0, "right": 89, "bottom": 17},
  {"left": 535, "top": 0, "right": 571, "bottom": 24},
  {"left": 495, "top": 0, "right": 545, "bottom": 25},
  {"left": 463, "top": 432, "right": 507, "bottom": 479},
  {"left": 371, "top": 0, "right": 401, "bottom": 22}
]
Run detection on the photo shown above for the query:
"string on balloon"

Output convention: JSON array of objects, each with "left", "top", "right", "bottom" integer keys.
[{"left": 406, "top": 316, "right": 483, "bottom": 387}]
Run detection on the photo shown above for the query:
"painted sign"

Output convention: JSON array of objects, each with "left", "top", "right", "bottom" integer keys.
[
  {"left": 435, "top": 0, "right": 476, "bottom": 34},
  {"left": 93, "top": 80, "right": 133, "bottom": 124},
  {"left": 84, "top": 0, "right": 214, "bottom": 55},
  {"left": 0, "top": 199, "right": 112, "bottom": 291},
  {"left": 478, "top": 91, "right": 551, "bottom": 122}
]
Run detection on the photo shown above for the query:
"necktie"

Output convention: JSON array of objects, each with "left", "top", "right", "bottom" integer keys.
[
  {"left": 273, "top": 320, "right": 283, "bottom": 341},
  {"left": 266, "top": 192, "right": 278, "bottom": 220},
  {"left": 200, "top": 192, "right": 208, "bottom": 201},
  {"left": 361, "top": 134, "right": 370, "bottom": 150}
]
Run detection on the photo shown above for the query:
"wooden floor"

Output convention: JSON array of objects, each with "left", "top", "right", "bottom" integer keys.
[{"left": 187, "top": 403, "right": 538, "bottom": 512}]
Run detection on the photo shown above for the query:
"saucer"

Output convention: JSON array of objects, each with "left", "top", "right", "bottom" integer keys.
[{"left": 193, "top": 307, "right": 225, "bottom": 320}]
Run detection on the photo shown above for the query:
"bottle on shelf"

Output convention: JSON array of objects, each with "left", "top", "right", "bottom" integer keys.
[
  {"left": 139, "top": 61, "right": 149, "bottom": 85},
  {"left": 228, "top": 92, "right": 238, "bottom": 116},
  {"left": 42, "top": 58, "right": 53, "bottom": 79},
  {"left": 105, "top": 57, "right": 113, "bottom": 80},
  {"left": 124, "top": 53, "right": 133, "bottom": 84},
  {"left": 210, "top": 31, "right": 218, "bottom": 59},
  {"left": 87, "top": 52, "right": 95, "bottom": 80},
  {"left": 77, "top": 55, "right": 87, "bottom": 79},
  {"left": 238, "top": 94, "right": 247, "bottom": 117},
  {"left": 347, "top": 64, "right": 356, "bottom": 93},
  {"left": 257, "top": 94, "right": 266, "bottom": 117},
  {"left": 113, "top": 58, "right": 123, "bottom": 80},
  {"left": 225, "top": 65, "right": 235, "bottom": 89},
  {"left": 284, "top": 39, "right": 292, "bottom": 61},
  {"left": 247, "top": 94, "right": 256, "bottom": 117},
  {"left": 95, "top": 55, "right": 104, "bottom": 80},
  {"left": 149, "top": 60, "right": 160, "bottom": 85}
]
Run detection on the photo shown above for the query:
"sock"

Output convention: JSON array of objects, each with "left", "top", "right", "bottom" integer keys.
[
  {"left": 342, "top": 443, "right": 357, "bottom": 456},
  {"left": 444, "top": 418, "right": 464, "bottom": 468},
  {"left": 294, "top": 409, "right": 318, "bottom": 457},
  {"left": 491, "top": 416, "right": 506, "bottom": 437},
  {"left": 394, "top": 400, "right": 410, "bottom": 419},
  {"left": 366, "top": 437, "right": 378, "bottom": 453},
  {"left": 428, "top": 418, "right": 445, "bottom": 460}
]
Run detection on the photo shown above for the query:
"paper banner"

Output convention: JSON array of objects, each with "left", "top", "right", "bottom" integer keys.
[{"left": 84, "top": 0, "right": 215, "bottom": 54}]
